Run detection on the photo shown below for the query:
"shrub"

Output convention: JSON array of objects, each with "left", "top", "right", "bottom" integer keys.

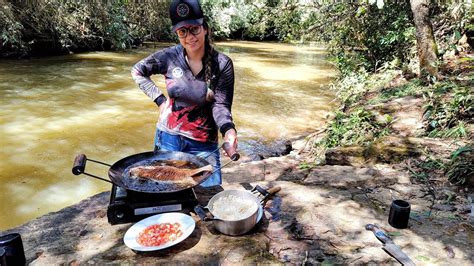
[
  {"left": 446, "top": 145, "right": 474, "bottom": 186},
  {"left": 0, "top": 2, "right": 28, "bottom": 57},
  {"left": 423, "top": 83, "right": 473, "bottom": 138},
  {"left": 314, "top": 2, "right": 415, "bottom": 75},
  {"left": 321, "top": 108, "right": 391, "bottom": 148}
]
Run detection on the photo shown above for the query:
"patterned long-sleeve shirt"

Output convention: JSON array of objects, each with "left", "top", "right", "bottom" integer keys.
[{"left": 131, "top": 44, "right": 235, "bottom": 143}]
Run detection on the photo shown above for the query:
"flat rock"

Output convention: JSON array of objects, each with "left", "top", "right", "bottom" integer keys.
[
  {"left": 2, "top": 157, "right": 473, "bottom": 265},
  {"left": 303, "top": 165, "right": 389, "bottom": 188},
  {"left": 325, "top": 135, "right": 468, "bottom": 166},
  {"left": 369, "top": 96, "right": 425, "bottom": 137},
  {"left": 222, "top": 156, "right": 298, "bottom": 183}
]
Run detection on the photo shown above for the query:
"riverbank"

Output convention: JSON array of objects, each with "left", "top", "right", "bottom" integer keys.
[
  {"left": 1, "top": 50, "right": 472, "bottom": 265},
  {"left": 2, "top": 134, "right": 472, "bottom": 264}
]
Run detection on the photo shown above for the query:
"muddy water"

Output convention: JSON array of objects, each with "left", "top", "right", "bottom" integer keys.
[{"left": 0, "top": 41, "right": 336, "bottom": 230}]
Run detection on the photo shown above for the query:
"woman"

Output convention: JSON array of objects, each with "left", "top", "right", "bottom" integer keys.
[{"left": 131, "top": 0, "right": 238, "bottom": 187}]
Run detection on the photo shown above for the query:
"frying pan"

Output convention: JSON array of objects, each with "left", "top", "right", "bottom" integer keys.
[{"left": 73, "top": 150, "right": 216, "bottom": 193}]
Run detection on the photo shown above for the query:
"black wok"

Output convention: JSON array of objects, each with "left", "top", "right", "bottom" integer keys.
[{"left": 72, "top": 150, "right": 213, "bottom": 193}]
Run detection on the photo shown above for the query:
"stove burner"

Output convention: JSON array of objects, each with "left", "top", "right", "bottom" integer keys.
[{"left": 107, "top": 184, "right": 198, "bottom": 224}]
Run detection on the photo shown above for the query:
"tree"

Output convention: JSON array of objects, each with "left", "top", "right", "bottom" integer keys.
[{"left": 410, "top": 0, "right": 439, "bottom": 81}]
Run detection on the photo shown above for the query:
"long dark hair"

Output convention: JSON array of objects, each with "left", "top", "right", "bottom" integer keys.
[{"left": 203, "top": 21, "right": 214, "bottom": 92}]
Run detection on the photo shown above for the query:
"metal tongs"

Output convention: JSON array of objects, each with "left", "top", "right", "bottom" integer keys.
[{"left": 201, "top": 142, "right": 240, "bottom": 175}]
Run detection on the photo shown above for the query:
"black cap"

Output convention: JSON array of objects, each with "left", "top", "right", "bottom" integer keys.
[{"left": 169, "top": 0, "right": 204, "bottom": 32}]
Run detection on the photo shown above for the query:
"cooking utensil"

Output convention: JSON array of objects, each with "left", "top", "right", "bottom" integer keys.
[
  {"left": 194, "top": 185, "right": 280, "bottom": 236},
  {"left": 223, "top": 142, "right": 240, "bottom": 161},
  {"left": 0, "top": 247, "right": 6, "bottom": 266},
  {"left": 366, "top": 224, "right": 415, "bottom": 266},
  {"left": 72, "top": 142, "right": 240, "bottom": 193},
  {"left": 72, "top": 150, "right": 213, "bottom": 193},
  {"left": 388, "top": 200, "right": 411, "bottom": 229},
  {"left": 250, "top": 185, "right": 281, "bottom": 200},
  {"left": 0, "top": 233, "right": 26, "bottom": 266},
  {"left": 123, "top": 212, "right": 195, "bottom": 251}
]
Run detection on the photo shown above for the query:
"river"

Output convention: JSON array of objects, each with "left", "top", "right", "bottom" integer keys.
[{"left": 0, "top": 41, "right": 336, "bottom": 230}]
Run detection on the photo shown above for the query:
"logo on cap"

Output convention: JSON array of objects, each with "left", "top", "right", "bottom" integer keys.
[
  {"left": 172, "top": 67, "right": 184, "bottom": 78},
  {"left": 176, "top": 3, "right": 190, "bottom": 18}
]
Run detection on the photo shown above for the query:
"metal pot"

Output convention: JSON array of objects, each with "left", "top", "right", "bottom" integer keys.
[{"left": 195, "top": 186, "right": 280, "bottom": 236}]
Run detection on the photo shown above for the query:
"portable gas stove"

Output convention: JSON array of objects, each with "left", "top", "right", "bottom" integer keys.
[
  {"left": 72, "top": 152, "right": 221, "bottom": 225},
  {"left": 107, "top": 184, "right": 198, "bottom": 224}
]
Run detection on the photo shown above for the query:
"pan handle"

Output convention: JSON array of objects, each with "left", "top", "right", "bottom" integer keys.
[
  {"left": 223, "top": 142, "right": 240, "bottom": 161},
  {"left": 252, "top": 185, "right": 281, "bottom": 205},
  {"left": 71, "top": 154, "right": 113, "bottom": 184},
  {"left": 194, "top": 205, "right": 214, "bottom": 222},
  {"left": 267, "top": 186, "right": 281, "bottom": 195},
  {"left": 72, "top": 154, "right": 87, "bottom": 175}
]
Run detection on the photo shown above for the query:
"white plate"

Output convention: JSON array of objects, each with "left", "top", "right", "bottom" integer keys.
[{"left": 123, "top": 212, "right": 195, "bottom": 251}]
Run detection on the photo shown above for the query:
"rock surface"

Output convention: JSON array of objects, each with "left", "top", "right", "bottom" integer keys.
[
  {"left": 239, "top": 139, "right": 293, "bottom": 161},
  {"left": 2, "top": 152, "right": 473, "bottom": 265},
  {"left": 324, "top": 136, "right": 469, "bottom": 167}
]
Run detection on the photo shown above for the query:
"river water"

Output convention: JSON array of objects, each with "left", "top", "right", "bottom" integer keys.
[{"left": 0, "top": 41, "right": 336, "bottom": 230}]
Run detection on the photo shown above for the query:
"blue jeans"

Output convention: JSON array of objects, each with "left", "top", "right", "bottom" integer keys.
[{"left": 154, "top": 130, "right": 221, "bottom": 187}]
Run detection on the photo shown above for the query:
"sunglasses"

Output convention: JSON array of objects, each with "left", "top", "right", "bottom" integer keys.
[{"left": 176, "top": 25, "right": 202, "bottom": 38}]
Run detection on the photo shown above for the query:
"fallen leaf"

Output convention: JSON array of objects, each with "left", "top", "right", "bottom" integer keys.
[
  {"left": 387, "top": 231, "right": 401, "bottom": 237},
  {"left": 416, "top": 255, "right": 431, "bottom": 262}
]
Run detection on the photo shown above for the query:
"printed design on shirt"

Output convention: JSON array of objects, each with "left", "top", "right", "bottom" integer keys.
[
  {"left": 177, "top": 3, "right": 190, "bottom": 18},
  {"left": 172, "top": 67, "right": 184, "bottom": 79},
  {"left": 160, "top": 99, "right": 217, "bottom": 142}
]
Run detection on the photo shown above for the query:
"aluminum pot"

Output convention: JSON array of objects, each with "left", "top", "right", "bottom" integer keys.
[{"left": 195, "top": 186, "right": 280, "bottom": 236}]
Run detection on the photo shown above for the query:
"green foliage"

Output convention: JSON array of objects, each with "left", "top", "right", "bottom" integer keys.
[
  {"left": 331, "top": 69, "right": 370, "bottom": 106},
  {"left": 201, "top": 0, "right": 305, "bottom": 41},
  {"left": 1, "top": 0, "right": 470, "bottom": 66},
  {"left": 408, "top": 156, "right": 445, "bottom": 182},
  {"left": 445, "top": 144, "right": 474, "bottom": 185},
  {"left": 1, "top": 0, "right": 172, "bottom": 57},
  {"left": 423, "top": 83, "right": 473, "bottom": 138},
  {"left": 0, "top": 2, "right": 28, "bottom": 56},
  {"left": 332, "top": 68, "right": 401, "bottom": 107},
  {"left": 316, "top": 2, "right": 415, "bottom": 75},
  {"left": 298, "top": 161, "right": 317, "bottom": 170},
  {"left": 106, "top": 3, "right": 132, "bottom": 50},
  {"left": 367, "top": 79, "right": 425, "bottom": 105},
  {"left": 201, "top": 0, "right": 253, "bottom": 39},
  {"left": 431, "top": 2, "right": 473, "bottom": 56},
  {"left": 320, "top": 108, "right": 391, "bottom": 148}
]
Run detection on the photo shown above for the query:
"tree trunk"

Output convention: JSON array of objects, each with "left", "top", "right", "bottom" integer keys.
[{"left": 410, "top": 0, "right": 438, "bottom": 80}]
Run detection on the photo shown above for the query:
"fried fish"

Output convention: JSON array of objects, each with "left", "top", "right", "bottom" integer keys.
[{"left": 129, "top": 164, "right": 213, "bottom": 181}]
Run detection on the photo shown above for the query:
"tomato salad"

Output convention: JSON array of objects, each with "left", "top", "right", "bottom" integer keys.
[{"left": 137, "top": 222, "right": 183, "bottom": 247}]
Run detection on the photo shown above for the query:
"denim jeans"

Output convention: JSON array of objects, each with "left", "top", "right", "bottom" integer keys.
[{"left": 154, "top": 129, "right": 221, "bottom": 187}]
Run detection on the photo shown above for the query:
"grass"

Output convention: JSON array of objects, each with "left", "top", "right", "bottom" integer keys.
[
  {"left": 423, "top": 84, "right": 472, "bottom": 138},
  {"left": 409, "top": 156, "right": 446, "bottom": 182},
  {"left": 446, "top": 145, "right": 474, "bottom": 185},
  {"left": 427, "top": 121, "right": 468, "bottom": 138},
  {"left": 331, "top": 69, "right": 400, "bottom": 107},
  {"left": 298, "top": 161, "right": 318, "bottom": 170},
  {"left": 366, "top": 78, "right": 424, "bottom": 105},
  {"left": 314, "top": 57, "right": 472, "bottom": 181},
  {"left": 319, "top": 108, "right": 391, "bottom": 149}
]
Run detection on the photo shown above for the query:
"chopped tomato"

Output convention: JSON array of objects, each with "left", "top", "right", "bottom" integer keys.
[{"left": 137, "top": 222, "right": 183, "bottom": 247}]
